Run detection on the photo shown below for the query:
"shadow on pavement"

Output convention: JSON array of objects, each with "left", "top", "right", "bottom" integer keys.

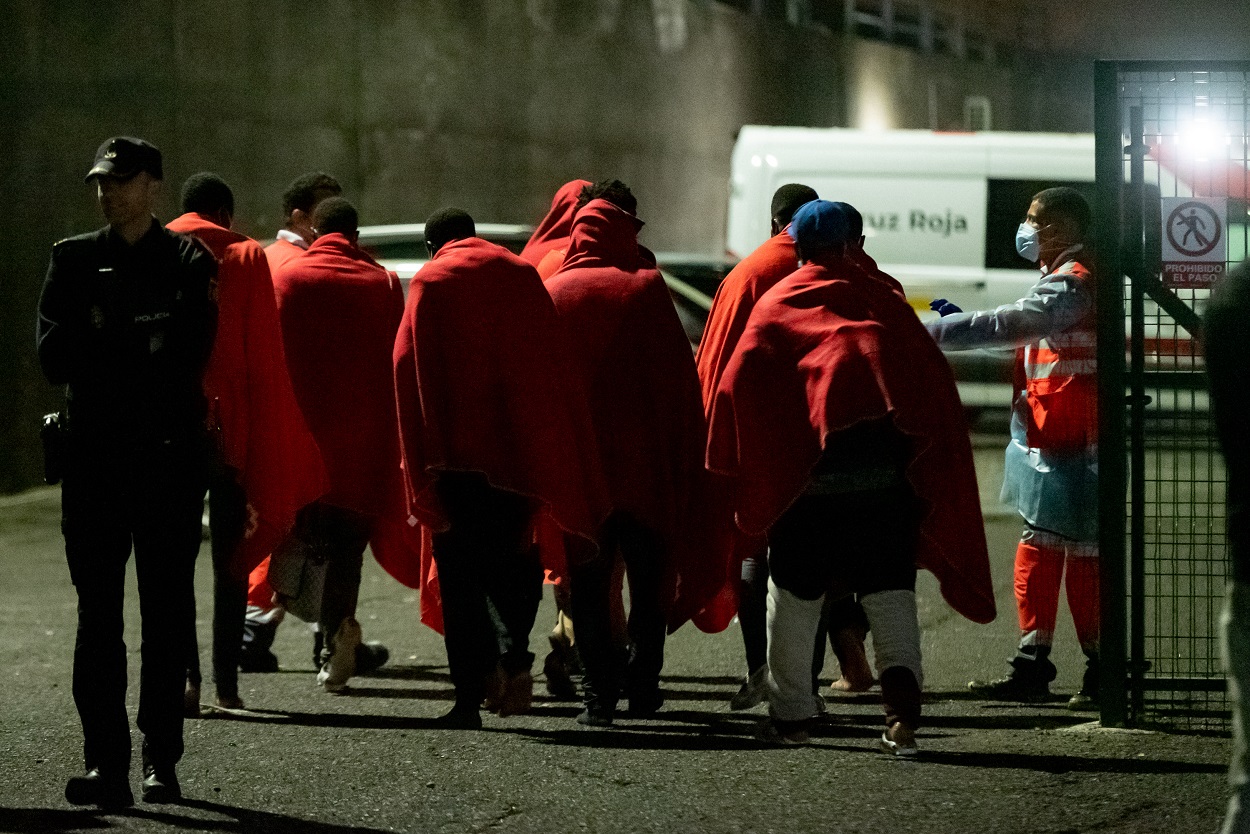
[
  {"left": 915, "top": 712, "right": 1091, "bottom": 731},
  {"left": 0, "top": 808, "right": 112, "bottom": 834},
  {"left": 353, "top": 664, "right": 451, "bottom": 683},
  {"left": 507, "top": 726, "right": 765, "bottom": 751},
  {"left": 907, "top": 749, "right": 1226, "bottom": 775},
  {"left": 329, "top": 685, "right": 455, "bottom": 701},
  {"left": 139, "top": 799, "right": 392, "bottom": 833},
  {"left": 0, "top": 802, "right": 392, "bottom": 834}
]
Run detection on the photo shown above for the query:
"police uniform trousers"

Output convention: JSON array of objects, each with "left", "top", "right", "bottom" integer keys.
[{"left": 61, "top": 435, "right": 208, "bottom": 774}]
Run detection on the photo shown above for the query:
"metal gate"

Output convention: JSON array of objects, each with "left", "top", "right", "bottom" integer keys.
[{"left": 1095, "top": 61, "right": 1250, "bottom": 729}]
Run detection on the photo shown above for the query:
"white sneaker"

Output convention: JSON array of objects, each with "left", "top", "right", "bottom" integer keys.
[
  {"left": 317, "top": 617, "right": 361, "bottom": 693},
  {"left": 729, "top": 667, "right": 769, "bottom": 711},
  {"left": 879, "top": 722, "right": 919, "bottom": 758}
]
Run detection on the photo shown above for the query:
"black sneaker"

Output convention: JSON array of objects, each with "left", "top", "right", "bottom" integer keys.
[
  {"left": 238, "top": 647, "right": 279, "bottom": 673},
  {"left": 65, "top": 769, "right": 134, "bottom": 809},
  {"left": 433, "top": 704, "right": 483, "bottom": 730},
  {"left": 626, "top": 686, "right": 664, "bottom": 718},
  {"left": 140, "top": 766, "right": 181, "bottom": 804},
  {"left": 355, "top": 641, "right": 390, "bottom": 675},
  {"left": 968, "top": 675, "right": 1050, "bottom": 702},
  {"left": 577, "top": 704, "right": 615, "bottom": 727}
]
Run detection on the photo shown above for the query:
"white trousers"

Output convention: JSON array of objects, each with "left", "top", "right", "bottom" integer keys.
[{"left": 766, "top": 580, "right": 923, "bottom": 722}]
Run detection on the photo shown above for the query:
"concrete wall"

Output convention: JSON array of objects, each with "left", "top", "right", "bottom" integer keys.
[{"left": 0, "top": 0, "right": 1088, "bottom": 493}]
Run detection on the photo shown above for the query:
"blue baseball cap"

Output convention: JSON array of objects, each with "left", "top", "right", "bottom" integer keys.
[{"left": 787, "top": 200, "right": 850, "bottom": 253}]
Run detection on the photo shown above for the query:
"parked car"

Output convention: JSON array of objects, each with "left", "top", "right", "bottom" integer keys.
[
  {"left": 358, "top": 222, "right": 535, "bottom": 289},
  {"left": 359, "top": 223, "right": 738, "bottom": 351},
  {"left": 652, "top": 252, "right": 738, "bottom": 348}
]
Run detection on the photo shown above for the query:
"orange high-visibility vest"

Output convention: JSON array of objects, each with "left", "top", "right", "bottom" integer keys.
[{"left": 1022, "top": 259, "right": 1097, "bottom": 452}]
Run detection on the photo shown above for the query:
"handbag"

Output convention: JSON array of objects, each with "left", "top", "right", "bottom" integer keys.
[{"left": 267, "top": 514, "right": 329, "bottom": 624}]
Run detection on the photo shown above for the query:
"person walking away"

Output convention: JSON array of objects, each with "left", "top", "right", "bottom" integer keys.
[
  {"left": 245, "top": 170, "right": 345, "bottom": 668},
  {"left": 521, "top": 178, "right": 593, "bottom": 279},
  {"left": 271, "top": 197, "right": 410, "bottom": 693},
  {"left": 166, "top": 173, "right": 327, "bottom": 712},
  {"left": 707, "top": 200, "right": 994, "bottom": 752},
  {"left": 546, "top": 181, "right": 716, "bottom": 726},
  {"left": 520, "top": 177, "right": 596, "bottom": 697},
  {"left": 39, "top": 137, "right": 218, "bottom": 805},
  {"left": 695, "top": 184, "right": 874, "bottom": 708},
  {"left": 393, "top": 208, "right": 610, "bottom": 729}
]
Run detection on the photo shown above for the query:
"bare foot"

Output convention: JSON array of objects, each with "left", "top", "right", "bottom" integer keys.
[{"left": 829, "top": 676, "right": 875, "bottom": 693}]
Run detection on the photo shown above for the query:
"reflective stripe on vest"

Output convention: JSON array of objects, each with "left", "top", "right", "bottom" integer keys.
[{"left": 1023, "top": 260, "right": 1096, "bottom": 383}]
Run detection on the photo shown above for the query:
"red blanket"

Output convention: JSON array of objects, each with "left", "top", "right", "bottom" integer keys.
[
  {"left": 272, "top": 233, "right": 421, "bottom": 590},
  {"left": 707, "top": 256, "right": 995, "bottom": 624},
  {"left": 852, "top": 249, "right": 908, "bottom": 299},
  {"left": 166, "top": 213, "right": 327, "bottom": 577},
  {"left": 393, "top": 235, "right": 610, "bottom": 631},
  {"left": 696, "top": 230, "right": 797, "bottom": 415},
  {"left": 689, "top": 230, "right": 799, "bottom": 631},
  {"left": 546, "top": 199, "right": 722, "bottom": 631},
  {"left": 521, "top": 179, "right": 592, "bottom": 267},
  {"left": 263, "top": 236, "right": 306, "bottom": 275}
]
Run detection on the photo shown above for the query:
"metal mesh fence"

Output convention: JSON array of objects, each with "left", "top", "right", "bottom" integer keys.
[{"left": 1115, "top": 66, "right": 1249, "bottom": 731}]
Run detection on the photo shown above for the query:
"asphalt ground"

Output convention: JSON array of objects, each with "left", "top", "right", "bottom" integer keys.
[{"left": 0, "top": 430, "right": 1234, "bottom": 834}]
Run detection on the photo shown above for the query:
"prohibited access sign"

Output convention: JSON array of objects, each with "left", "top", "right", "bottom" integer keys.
[{"left": 1160, "top": 197, "right": 1226, "bottom": 287}]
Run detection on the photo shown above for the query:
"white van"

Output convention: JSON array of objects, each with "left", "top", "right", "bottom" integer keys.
[
  {"left": 728, "top": 127, "right": 1099, "bottom": 316},
  {"left": 729, "top": 127, "right": 1111, "bottom": 406}
]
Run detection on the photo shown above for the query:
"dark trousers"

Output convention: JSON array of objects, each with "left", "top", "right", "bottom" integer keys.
[
  {"left": 569, "top": 511, "right": 668, "bottom": 710},
  {"left": 61, "top": 440, "right": 207, "bottom": 773},
  {"left": 187, "top": 470, "right": 247, "bottom": 699},
  {"left": 301, "top": 502, "right": 373, "bottom": 659},
  {"left": 432, "top": 472, "right": 540, "bottom": 709}
]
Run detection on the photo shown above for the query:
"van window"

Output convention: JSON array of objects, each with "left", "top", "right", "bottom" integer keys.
[{"left": 984, "top": 179, "right": 1097, "bottom": 270}]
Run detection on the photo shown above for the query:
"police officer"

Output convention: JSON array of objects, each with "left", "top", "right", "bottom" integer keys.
[{"left": 37, "top": 137, "right": 218, "bottom": 807}]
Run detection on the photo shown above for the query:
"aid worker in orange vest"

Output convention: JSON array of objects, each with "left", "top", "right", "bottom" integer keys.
[{"left": 927, "top": 187, "right": 1100, "bottom": 711}]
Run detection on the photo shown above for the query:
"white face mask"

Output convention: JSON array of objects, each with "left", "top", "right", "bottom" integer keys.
[{"left": 1015, "top": 222, "right": 1040, "bottom": 262}]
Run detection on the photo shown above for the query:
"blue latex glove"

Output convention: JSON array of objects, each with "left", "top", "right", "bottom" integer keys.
[{"left": 929, "top": 298, "right": 962, "bottom": 316}]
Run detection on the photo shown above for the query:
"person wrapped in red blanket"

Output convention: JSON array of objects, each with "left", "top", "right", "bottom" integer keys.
[
  {"left": 545, "top": 182, "right": 716, "bottom": 725},
  {"left": 271, "top": 197, "right": 419, "bottom": 694},
  {"left": 521, "top": 178, "right": 592, "bottom": 276},
  {"left": 247, "top": 172, "right": 345, "bottom": 671},
  {"left": 707, "top": 200, "right": 993, "bottom": 752},
  {"left": 167, "top": 173, "right": 327, "bottom": 712},
  {"left": 393, "top": 207, "right": 609, "bottom": 729},
  {"left": 695, "top": 184, "right": 871, "bottom": 711}
]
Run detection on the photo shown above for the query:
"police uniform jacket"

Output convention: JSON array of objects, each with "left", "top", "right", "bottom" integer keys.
[{"left": 37, "top": 219, "right": 218, "bottom": 449}]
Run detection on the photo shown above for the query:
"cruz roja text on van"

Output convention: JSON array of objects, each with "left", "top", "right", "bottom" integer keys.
[{"left": 863, "top": 209, "right": 970, "bottom": 238}]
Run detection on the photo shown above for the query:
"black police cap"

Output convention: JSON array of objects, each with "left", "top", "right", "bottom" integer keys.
[{"left": 84, "top": 137, "right": 163, "bottom": 183}]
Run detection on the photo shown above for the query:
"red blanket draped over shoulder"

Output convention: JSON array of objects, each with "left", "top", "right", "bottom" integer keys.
[
  {"left": 264, "top": 235, "right": 306, "bottom": 275},
  {"left": 272, "top": 232, "right": 421, "bottom": 590},
  {"left": 696, "top": 230, "right": 798, "bottom": 409},
  {"left": 689, "top": 230, "right": 800, "bottom": 631},
  {"left": 166, "top": 213, "right": 327, "bottom": 577},
  {"left": 545, "top": 199, "right": 722, "bottom": 631},
  {"left": 393, "top": 236, "right": 610, "bottom": 632},
  {"left": 707, "top": 256, "right": 995, "bottom": 624},
  {"left": 521, "top": 179, "right": 592, "bottom": 268}
]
